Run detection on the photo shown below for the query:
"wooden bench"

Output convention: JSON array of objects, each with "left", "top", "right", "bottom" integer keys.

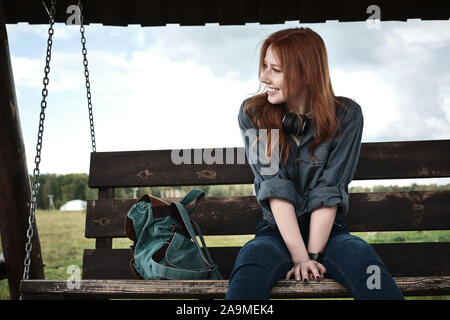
[{"left": 20, "top": 140, "right": 450, "bottom": 299}]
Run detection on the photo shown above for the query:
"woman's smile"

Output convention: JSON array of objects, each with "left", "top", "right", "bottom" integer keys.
[{"left": 267, "top": 87, "right": 280, "bottom": 94}]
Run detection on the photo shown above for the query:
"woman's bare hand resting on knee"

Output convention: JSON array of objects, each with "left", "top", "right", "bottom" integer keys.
[{"left": 285, "top": 257, "right": 326, "bottom": 283}]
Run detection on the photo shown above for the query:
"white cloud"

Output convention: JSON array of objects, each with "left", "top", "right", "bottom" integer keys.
[
  {"left": 11, "top": 53, "right": 83, "bottom": 91},
  {"left": 426, "top": 96, "right": 450, "bottom": 139},
  {"left": 390, "top": 21, "right": 450, "bottom": 49},
  {"left": 90, "top": 47, "right": 257, "bottom": 151},
  {"left": 331, "top": 67, "right": 402, "bottom": 142},
  {"left": 7, "top": 22, "right": 79, "bottom": 41},
  {"left": 332, "top": 63, "right": 450, "bottom": 141}
]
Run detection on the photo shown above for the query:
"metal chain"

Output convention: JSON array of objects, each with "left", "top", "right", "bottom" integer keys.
[
  {"left": 22, "top": 0, "right": 57, "bottom": 282},
  {"left": 22, "top": 0, "right": 97, "bottom": 286},
  {"left": 78, "top": 0, "right": 96, "bottom": 153}
]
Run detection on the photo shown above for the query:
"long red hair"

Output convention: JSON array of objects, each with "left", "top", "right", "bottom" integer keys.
[{"left": 244, "top": 27, "right": 348, "bottom": 165}]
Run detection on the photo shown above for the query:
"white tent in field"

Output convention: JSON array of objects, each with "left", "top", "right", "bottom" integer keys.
[{"left": 60, "top": 199, "right": 86, "bottom": 211}]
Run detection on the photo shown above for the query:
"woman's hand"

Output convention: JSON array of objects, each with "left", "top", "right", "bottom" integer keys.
[{"left": 285, "top": 258, "right": 326, "bottom": 283}]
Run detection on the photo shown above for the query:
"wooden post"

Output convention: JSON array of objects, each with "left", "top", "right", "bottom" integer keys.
[
  {"left": 95, "top": 188, "right": 114, "bottom": 249},
  {"left": 0, "top": 2, "right": 45, "bottom": 299}
]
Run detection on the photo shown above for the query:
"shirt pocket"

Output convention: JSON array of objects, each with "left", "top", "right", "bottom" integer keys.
[{"left": 298, "top": 141, "right": 331, "bottom": 166}]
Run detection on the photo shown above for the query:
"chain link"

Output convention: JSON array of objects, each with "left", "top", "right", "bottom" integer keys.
[
  {"left": 78, "top": 0, "right": 96, "bottom": 153},
  {"left": 22, "top": 0, "right": 57, "bottom": 282},
  {"left": 22, "top": 0, "right": 97, "bottom": 284}
]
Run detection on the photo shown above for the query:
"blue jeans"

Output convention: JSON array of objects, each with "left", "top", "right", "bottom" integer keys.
[{"left": 225, "top": 216, "right": 404, "bottom": 300}]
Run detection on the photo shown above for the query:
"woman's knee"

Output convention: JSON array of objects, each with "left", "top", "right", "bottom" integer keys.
[
  {"left": 324, "top": 234, "right": 389, "bottom": 286},
  {"left": 326, "top": 234, "right": 381, "bottom": 263},
  {"left": 233, "top": 238, "right": 288, "bottom": 271},
  {"left": 226, "top": 238, "right": 291, "bottom": 300},
  {"left": 323, "top": 233, "right": 404, "bottom": 299}
]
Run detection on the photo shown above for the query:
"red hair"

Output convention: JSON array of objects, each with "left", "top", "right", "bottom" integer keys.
[{"left": 245, "top": 27, "right": 348, "bottom": 165}]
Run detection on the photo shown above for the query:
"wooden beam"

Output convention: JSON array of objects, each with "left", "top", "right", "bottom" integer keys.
[
  {"left": 0, "top": 1, "right": 45, "bottom": 300},
  {"left": 84, "top": 190, "right": 450, "bottom": 238},
  {"left": 2, "top": 0, "right": 450, "bottom": 26},
  {"left": 19, "top": 276, "right": 450, "bottom": 299},
  {"left": 81, "top": 243, "right": 450, "bottom": 280},
  {"left": 0, "top": 253, "right": 7, "bottom": 280},
  {"left": 87, "top": 140, "right": 450, "bottom": 188}
]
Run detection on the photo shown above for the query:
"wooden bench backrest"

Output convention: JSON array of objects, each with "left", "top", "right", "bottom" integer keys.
[{"left": 83, "top": 140, "right": 450, "bottom": 280}]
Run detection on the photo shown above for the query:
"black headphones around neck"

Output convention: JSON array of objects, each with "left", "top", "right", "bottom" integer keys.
[{"left": 282, "top": 112, "right": 310, "bottom": 137}]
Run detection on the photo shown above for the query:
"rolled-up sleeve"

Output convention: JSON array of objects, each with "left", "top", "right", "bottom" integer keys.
[
  {"left": 306, "top": 104, "right": 364, "bottom": 218},
  {"left": 238, "top": 99, "right": 297, "bottom": 217}
]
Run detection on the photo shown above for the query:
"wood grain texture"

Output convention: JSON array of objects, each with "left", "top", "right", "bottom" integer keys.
[
  {"left": 81, "top": 243, "right": 450, "bottom": 280},
  {"left": 87, "top": 141, "right": 450, "bottom": 188},
  {"left": 20, "top": 276, "right": 450, "bottom": 299},
  {"left": 85, "top": 190, "right": 450, "bottom": 238},
  {"left": 4, "top": 0, "right": 450, "bottom": 26},
  {"left": 0, "top": 4, "right": 45, "bottom": 300}
]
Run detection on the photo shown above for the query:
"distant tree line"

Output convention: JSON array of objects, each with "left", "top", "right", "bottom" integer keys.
[
  {"left": 30, "top": 173, "right": 256, "bottom": 210},
  {"left": 30, "top": 173, "right": 450, "bottom": 210}
]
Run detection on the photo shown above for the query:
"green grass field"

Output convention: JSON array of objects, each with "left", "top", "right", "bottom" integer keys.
[{"left": 1, "top": 210, "right": 449, "bottom": 300}]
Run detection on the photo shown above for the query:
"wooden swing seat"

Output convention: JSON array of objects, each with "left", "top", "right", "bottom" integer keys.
[{"left": 20, "top": 140, "right": 450, "bottom": 299}]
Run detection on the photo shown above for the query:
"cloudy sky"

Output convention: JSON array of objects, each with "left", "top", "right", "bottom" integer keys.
[{"left": 5, "top": 18, "right": 450, "bottom": 188}]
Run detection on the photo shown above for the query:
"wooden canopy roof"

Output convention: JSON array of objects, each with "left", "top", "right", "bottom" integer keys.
[{"left": 3, "top": 0, "right": 450, "bottom": 26}]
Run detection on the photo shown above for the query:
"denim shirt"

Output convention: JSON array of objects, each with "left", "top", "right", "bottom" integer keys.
[{"left": 238, "top": 96, "right": 364, "bottom": 229}]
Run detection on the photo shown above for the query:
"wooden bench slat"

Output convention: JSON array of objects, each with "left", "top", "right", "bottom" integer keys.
[
  {"left": 88, "top": 140, "right": 450, "bottom": 188},
  {"left": 85, "top": 190, "right": 450, "bottom": 237},
  {"left": 20, "top": 276, "right": 450, "bottom": 299},
  {"left": 82, "top": 242, "right": 450, "bottom": 280}
]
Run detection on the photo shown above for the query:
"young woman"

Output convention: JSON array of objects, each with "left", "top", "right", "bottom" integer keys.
[{"left": 225, "top": 27, "right": 404, "bottom": 300}]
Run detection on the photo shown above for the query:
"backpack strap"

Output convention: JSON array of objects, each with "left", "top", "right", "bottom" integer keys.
[
  {"left": 179, "top": 189, "right": 205, "bottom": 215},
  {"left": 191, "top": 219, "right": 223, "bottom": 280},
  {"left": 170, "top": 201, "right": 223, "bottom": 280}
]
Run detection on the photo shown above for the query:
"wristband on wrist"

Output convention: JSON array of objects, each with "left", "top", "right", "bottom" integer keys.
[{"left": 308, "top": 252, "right": 324, "bottom": 263}]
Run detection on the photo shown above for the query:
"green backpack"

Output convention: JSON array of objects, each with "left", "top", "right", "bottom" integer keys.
[{"left": 125, "top": 189, "right": 223, "bottom": 280}]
